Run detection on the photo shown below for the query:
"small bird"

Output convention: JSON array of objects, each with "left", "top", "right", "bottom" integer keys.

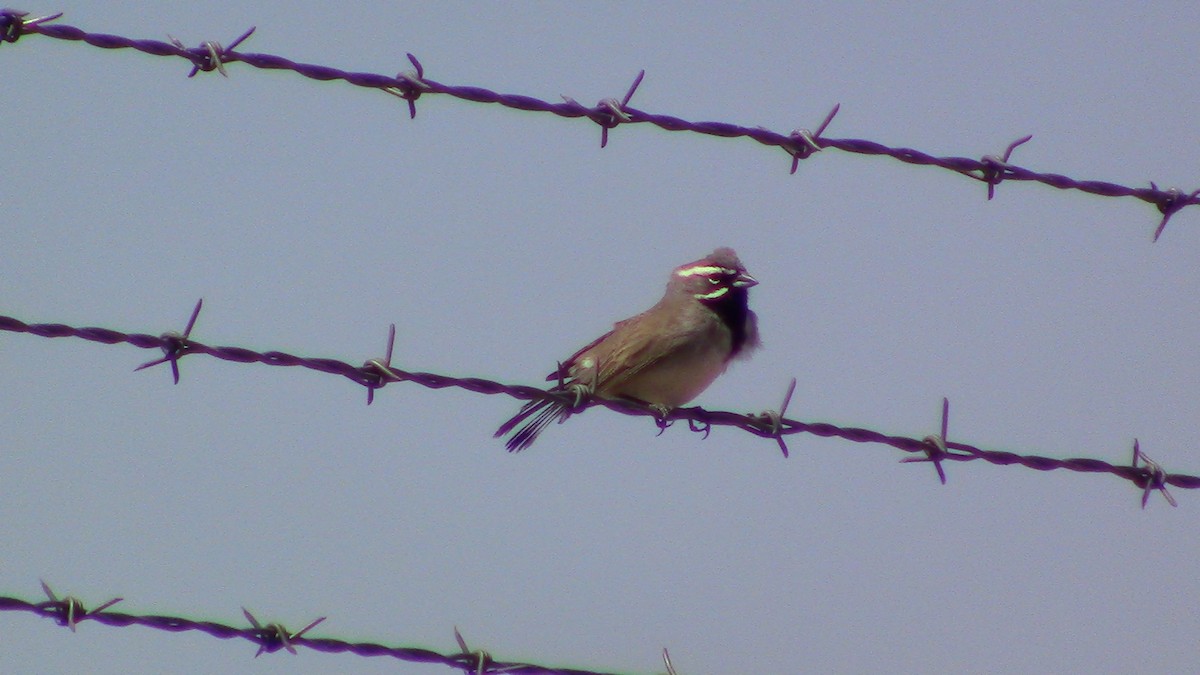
[{"left": 496, "top": 247, "right": 760, "bottom": 451}]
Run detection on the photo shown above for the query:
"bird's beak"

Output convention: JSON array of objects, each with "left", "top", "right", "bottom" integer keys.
[{"left": 732, "top": 272, "right": 758, "bottom": 288}]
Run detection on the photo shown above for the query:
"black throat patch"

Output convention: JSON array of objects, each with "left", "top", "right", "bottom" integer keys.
[{"left": 703, "top": 288, "right": 752, "bottom": 357}]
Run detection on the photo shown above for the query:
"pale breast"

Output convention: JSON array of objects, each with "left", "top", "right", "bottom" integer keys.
[{"left": 609, "top": 335, "right": 731, "bottom": 407}]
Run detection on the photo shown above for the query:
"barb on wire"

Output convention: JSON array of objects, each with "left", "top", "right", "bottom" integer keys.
[
  {"left": 242, "top": 607, "right": 326, "bottom": 657},
  {"left": 1150, "top": 185, "right": 1200, "bottom": 242},
  {"left": 167, "top": 25, "right": 255, "bottom": 77},
  {"left": 589, "top": 69, "right": 645, "bottom": 148},
  {"left": 7, "top": 12, "right": 1198, "bottom": 234},
  {"left": 899, "top": 397, "right": 971, "bottom": 484},
  {"left": 754, "top": 377, "right": 798, "bottom": 458},
  {"left": 662, "top": 648, "right": 679, "bottom": 675},
  {"left": 383, "top": 52, "right": 431, "bottom": 119},
  {"left": 787, "top": 103, "right": 840, "bottom": 173},
  {"left": 363, "top": 322, "right": 401, "bottom": 405},
  {"left": 978, "top": 134, "right": 1034, "bottom": 200},
  {"left": 133, "top": 298, "right": 203, "bottom": 384},
  {"left": 2, "top": 311, "right": 1197, "bottom": 504},
  {"left": 39, "top": 580, "right": 123, "bottom": 632},
  {"left": 454, "top": 626, "right": 502, "bottom": 675},
  {"left": 1132, "top": 439, "right": 1177, "bottom": 508},
  {"left": 0, "top": 587, "right": 635, "bottom": 674},
  {"left": 0, "top": 9, "right": 62, "bottom": 43}
]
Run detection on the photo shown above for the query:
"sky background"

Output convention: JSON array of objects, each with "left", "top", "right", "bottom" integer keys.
[{"left": 2, "top": 2, "right": 1198, "bottom": 673}]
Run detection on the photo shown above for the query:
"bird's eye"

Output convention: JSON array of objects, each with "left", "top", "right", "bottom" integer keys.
[{"left": 707, "top": 276, "right": 721, "bottom": 285}]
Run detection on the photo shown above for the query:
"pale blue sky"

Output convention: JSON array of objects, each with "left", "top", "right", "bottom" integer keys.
[{"left": 3, "top": 2, "right": 1198, "bottom": 673}]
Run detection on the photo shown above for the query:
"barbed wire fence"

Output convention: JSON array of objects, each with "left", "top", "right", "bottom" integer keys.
[
  {"left": 1, "top": 307, "right": 1194, "bottom": 503},
  {"left": 1, "top": 8, "right": 1196, "bottom": 674},
  {"left": 0, "top": 581, "right": 662, "bottom": 675},
  {"left": 3, "top": 10, "right": 1199, "bottom": 241}
]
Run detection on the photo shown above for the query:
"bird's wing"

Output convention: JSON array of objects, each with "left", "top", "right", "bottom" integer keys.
[
  {"left": 542, "top": 325, "right": 619, "bottom": 382},
  {"left": 546, "top": 308, "right": 712, "bottom": 395}
]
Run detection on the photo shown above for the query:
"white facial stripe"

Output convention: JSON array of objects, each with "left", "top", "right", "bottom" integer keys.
[
  {"left": 694, "top": 286, "right": 730, "bottom": 300},
  {"left": 676, "top": 265, "right": 735, "bottom": 278}
]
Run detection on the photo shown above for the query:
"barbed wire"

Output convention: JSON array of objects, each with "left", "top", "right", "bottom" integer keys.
[
  {"left": 2, "top": 9, "right": 1195, "bottom": 671},
  {"left": 1, "top": 9, "right": 1196, "bottom": 241},
  {"left": 0, "top": 581, "right": 671, "bottom": 674},
  {"left": 1, "top": 303, "right": 1192, "bottom": 507}
]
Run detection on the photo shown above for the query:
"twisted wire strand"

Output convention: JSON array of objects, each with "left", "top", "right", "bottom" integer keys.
[
  {"left": 1, "top": 11, "right": 1196, "bottom": 239},
  {"left": 2, "top": 312, "right": 1194, "bottom": 503},
  {"left": 0, "top": 592, "right": 631, "bottom": 675}
]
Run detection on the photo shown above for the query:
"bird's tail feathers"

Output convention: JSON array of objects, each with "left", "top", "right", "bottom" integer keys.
[{"left": 494, "top": 397, "right": 569, "bottom": 452}]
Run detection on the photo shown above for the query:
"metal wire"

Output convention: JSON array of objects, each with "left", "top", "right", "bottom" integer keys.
[
  {"left": 0, "top": 10, "right": 1196, "bottom": 241},
  {"left": 1, "top": 308, "right": 1192, "bottom": 507},
  {"left": 0, "top": 585, "right": 638, "bottom": 675}
]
